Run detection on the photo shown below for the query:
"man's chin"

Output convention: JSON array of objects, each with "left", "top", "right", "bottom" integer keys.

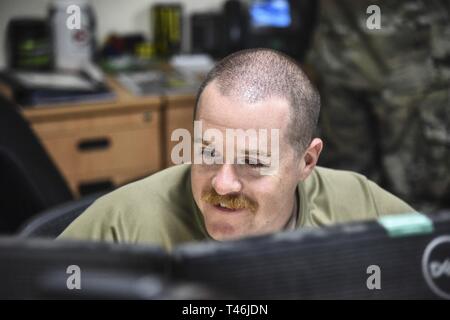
[
  {"left": 210, "top": 234, "right": 242, "bottom": 242},
  {"left": 205, "top": 224, "right": 245, "bottom": 241},
  {"left": 201, "top": 204, "right": 259, "bottom": 240},
  {"left": 206, "top": 221, "right": 277, "bottom": 241}
]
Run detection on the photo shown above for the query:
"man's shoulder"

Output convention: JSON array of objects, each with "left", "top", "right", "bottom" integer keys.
[
  {"left": 306, "top": 166, "right": 370, "bottom": 192},
  {"left": 59, "top": 164, "right": 201, "bottom": 248},
  {"left": 100, "top": 164, "right": 192, "bottom": 206},
  {"left": 304, "top": 166, "right": 374, "bottom": 205},
  {"left": 301, "top": 166, "right": 413, "bottom": 225},
  {"left": 121, "top": 163, "right": 191, "bottom": 192}
]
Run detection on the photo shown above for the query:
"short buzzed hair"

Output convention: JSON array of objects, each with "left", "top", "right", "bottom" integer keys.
[{"left": 194, "top": 48, "right": 321, "bottom": 154}]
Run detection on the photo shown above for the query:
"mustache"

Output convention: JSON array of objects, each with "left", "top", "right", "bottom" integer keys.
[{"left": 201, "top": 189, "right": 258, "bottom": 213}]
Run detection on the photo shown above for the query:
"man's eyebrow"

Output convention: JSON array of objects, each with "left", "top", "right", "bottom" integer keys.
[
  {"left": 194, "top": 138, "right": 212, "bottom": 146},
  {"left": 243, "top": 149, "right": 271, "bottom": 157},
  {"left": 194, "top": 139, "right": 272, "bottom": 156}
]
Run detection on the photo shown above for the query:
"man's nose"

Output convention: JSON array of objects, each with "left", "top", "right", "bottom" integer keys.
[{"left": 212, "top": 164, "right": 242, "bottom": 195}]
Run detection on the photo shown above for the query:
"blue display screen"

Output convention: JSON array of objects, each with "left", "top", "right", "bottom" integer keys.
[{"left": 250, "top": 0, "right": 292, "bottom": 28}]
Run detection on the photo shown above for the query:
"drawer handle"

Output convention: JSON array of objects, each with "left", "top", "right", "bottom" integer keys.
[
  {"left": 77, "top": 137, "right": 111, "bottom": 151},
  {"left": 78, "top": 180, "right": 114, "bottom": 195}
]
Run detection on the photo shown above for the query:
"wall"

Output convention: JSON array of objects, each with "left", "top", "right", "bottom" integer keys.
[{"left": 0, "top": 0, "right": 225, "bottom": 68}]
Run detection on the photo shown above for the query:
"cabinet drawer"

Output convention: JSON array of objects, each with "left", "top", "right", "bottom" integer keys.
[
  {"left": 34, "top": 111, "right": 162, "bottom": 190},
  {"left": 164, "top": 100, "right": 195, "bottom": 166},
  {"left": 64, "top": 166, "right": 157, "bottom": 196},
  {"left": 32, "top": 110, "right": 156, "bottom": 138},
  {"left": 40, "top": 127, "right": 161, "bottom": 176}
]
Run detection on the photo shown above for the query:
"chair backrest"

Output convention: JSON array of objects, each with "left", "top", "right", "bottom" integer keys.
[
  {"left": 0, "top": 95, "right": 73, "bottom": 234},
  {"left": 18, "top": 192, "right": 102, "bottom": 238}
]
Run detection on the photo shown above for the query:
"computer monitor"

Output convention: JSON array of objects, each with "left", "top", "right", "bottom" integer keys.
[
  {"left": 245, "top": 0, "right": 318, "bottom": 62},
  {"left": 249, "top": 0, "right": 292, "bottom": 28},
  {"left": 0, "top": 238, "right": 172, "bottom": 299},
  {"left": 2, "top": 211, "right": 449, "bottom": 299},
  {"left": 172, "top": 211, "right": 450, "bottom": 299},
  {"left": 0, "top": 237, "right": 228, "bottom": 299}
]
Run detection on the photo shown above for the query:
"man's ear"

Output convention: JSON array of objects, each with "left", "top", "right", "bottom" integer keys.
[{"left": 299, "top": 138, "right": 323, "bottom": 181}]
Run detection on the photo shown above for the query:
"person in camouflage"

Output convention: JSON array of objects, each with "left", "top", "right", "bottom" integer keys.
[{"left": 308, "top": 0, "right": 450, "bottom": 211}]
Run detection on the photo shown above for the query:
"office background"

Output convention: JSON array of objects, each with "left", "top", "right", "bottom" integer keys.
[
  {"left": 0, "top": 0, "right": 225, "bottom": 67},
  {"left": 0, "top": 0, "right": 448, "bottom": 235},
  {"left": 0, "top": 0, "right": 449, "bottom": 300}
]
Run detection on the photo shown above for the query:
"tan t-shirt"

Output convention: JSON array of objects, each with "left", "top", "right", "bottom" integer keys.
[{"left": 58, "top": 165, "right": 414, "bottom": 251}]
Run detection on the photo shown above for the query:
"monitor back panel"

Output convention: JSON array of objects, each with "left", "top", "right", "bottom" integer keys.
[{"left": 173, "top": 212, "right": 450, "bottom": 299}]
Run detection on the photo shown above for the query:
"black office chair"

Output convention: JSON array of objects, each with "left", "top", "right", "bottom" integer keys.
[
  {"left": 0, "top": 94, "right": 73, "bottom": 234},
  {"left": 18, "top": 192, "right": 102, "bottom": 238}
]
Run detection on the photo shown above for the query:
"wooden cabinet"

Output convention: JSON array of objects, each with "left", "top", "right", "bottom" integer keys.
[
  {"left": 32, "top": 110, "right": 162, "bottom": 196},
  {"left": 1, "top": 76, "right": 197, "bottom": 197},
  {"left": 21, "top": 78, "right": 163, "bottom": 197},
  {"left": 162, "top": 94, "right": 196, "bottom": 167}
]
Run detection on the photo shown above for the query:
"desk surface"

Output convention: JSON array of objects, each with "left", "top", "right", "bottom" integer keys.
[
  {"left": 19, "top": 78, "right": 162, "bottom": 123},
  {"left": 0, "top": 76, "right": 198, "bottom": 123},
  {"left": 0, "top": 74, "right": 197, "bottom": 197}
]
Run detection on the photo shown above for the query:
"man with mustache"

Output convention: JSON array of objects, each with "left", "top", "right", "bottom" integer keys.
[{"left": 59, "top": 48, "right": 414, "bottom": 250}]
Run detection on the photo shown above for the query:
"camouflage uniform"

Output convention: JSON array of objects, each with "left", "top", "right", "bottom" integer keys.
[{"left": 308, "top": 0, "right": 450, "bottom": 211}]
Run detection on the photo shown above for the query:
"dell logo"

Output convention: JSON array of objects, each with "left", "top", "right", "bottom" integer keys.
[
  {"left": 422, "top": 236, "right": 450, "bottom": 299},
  {"left": 430, "top": 259, "right": 450, "bottom": 279}
]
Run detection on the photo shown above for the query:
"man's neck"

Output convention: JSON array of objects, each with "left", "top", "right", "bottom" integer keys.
[{"left": 284, "top": 191, "right": 298, "bottom": 231}]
